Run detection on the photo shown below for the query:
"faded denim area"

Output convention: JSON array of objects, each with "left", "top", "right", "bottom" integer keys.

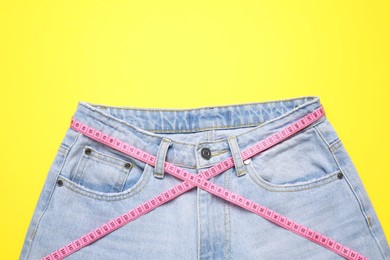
[{"left": 20, "top": 96, "right": 389, "bottom": 259}]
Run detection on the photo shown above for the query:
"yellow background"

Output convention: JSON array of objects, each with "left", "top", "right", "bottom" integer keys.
[{"left": 1, "top": 0, "right": 389, "bottom": 258}]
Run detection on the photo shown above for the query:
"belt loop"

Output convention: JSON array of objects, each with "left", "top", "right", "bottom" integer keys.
[
  {"left": 154, "top": 137, "right": 172, "bottom": 179},
  {"left": 227, "top": 135, "right": 247, "bottom": 177}
]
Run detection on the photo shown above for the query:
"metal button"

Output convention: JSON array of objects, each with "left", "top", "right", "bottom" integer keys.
[
  {"left": 201, "top": 147, "right": 211, "bottom": 160},
  {"left": 57, "top": 179, "right": 63, "bottom": 187},
  {"left": 337, "top": 172, "right": 344, "bottom": 179},
  {"left": 85, "top": 148, "right": 92, "bottom": 155},
  {"left": 124, "top": 162, "right": 131, "bottom": 169}
]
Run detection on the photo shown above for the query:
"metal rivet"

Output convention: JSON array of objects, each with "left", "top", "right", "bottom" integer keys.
[
  {"left": 57, "top": 179, "right": 63, "bottom": 187},
  {"left": 337, "top": 172, "right": 344, "bottom": 179},
  {"left": 124, "top": 162, "right": 131, "bottom": 169},
  {"left": 85, "top": 148, "right": 92, "bottom": 155},
  {"left": 243, "top": 159, "right": 251, "bottom": 165},
  {"left": 201, "top": 147, "right": 211, "bottom": 160}
]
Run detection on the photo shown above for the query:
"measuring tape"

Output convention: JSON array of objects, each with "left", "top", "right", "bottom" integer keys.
[{"left": 41, "top": 105, "right": 368, "bottom": 260}]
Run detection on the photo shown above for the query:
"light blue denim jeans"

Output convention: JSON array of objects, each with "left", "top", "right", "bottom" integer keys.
[{"left": 20, "top": 96, "right": 390, "bottom": 259}]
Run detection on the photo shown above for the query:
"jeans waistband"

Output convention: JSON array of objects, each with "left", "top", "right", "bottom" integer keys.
[{"left": 70, "top": 96, "right": 324, "bottom": 170}]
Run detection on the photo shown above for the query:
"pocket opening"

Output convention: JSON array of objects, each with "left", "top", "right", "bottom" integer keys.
[
  {"left": 55, "top": 163, "right": 151, "bottom": 201},
  {"left": 58, "top": 142, "right": 151, "bottom": 198},
  {"left": 246, "top": 126, "right": 343, "bottom": 192},
  {"left": 247, "top": 160, "right": 342, "bottom": 192}
]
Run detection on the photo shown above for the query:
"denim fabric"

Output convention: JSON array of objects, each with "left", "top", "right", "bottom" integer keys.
[{"left": 20, "top": 96, "right": 390, "bottom": 259}]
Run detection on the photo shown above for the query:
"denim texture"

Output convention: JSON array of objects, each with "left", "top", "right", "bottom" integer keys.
[{"left": 20, "top": 96, "right": 390, "bottom": 259}]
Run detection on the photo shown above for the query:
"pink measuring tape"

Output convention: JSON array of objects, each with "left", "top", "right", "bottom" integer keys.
[{"left": 42, "top": 106, "right": 368, "bottom": 260}]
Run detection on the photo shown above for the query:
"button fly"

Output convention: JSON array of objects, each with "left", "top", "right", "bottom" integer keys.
[{"left": 201, "top": 147, "right": 211, "bottom": 160}]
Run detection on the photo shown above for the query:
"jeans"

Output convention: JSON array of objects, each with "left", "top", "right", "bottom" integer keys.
[{"left": 20, "top": 96, "right": 390, "bottom": 259}]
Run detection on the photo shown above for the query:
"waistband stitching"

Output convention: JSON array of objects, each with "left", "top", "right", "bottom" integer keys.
[
  {"left": 78, "top": 95, "right": 319, "bottom": 112},
  {"left": 76, "top": 97, "right": 321, "bottom": 148}
]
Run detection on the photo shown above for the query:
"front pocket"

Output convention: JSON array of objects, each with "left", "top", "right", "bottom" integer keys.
[
  {"left": 71, "top": 145, "right": 137, "bottom": 193},
  {"left": 246, "top": 126, "right": 343, "bottom": 192},
  {"left": 247, "top": 161, "right": 342, "bottom": 192}
]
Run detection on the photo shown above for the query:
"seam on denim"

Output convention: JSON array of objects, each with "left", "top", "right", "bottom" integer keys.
[
  {"left": 228, "top": 136, "right": 245, "bottom": 176},
  {"left": 59, "top": 143, "right": 69, "bottom": 150},
  {"left": 311, "top": 119, "right": 342, "bottom": 151},
  {"left": 212, "top": 150, "right": 229, "bottom": 156},
  {"left": 28, "top": 132, "right": 79, "bottom": 240},
  {"left": 56, "top": 145, "right": 68, "bottom": 155},
  {"left": 230, "top": 114, "right": 326, "bottom": 142},
  {"left": 171, "top": 162, "right": 197, "bottom": 169},
  {"left": 196, "top": 141, "right": 204, "bottom": 259},
  {"left": 145, "top": 100, "right": 322, "bottom": 134},
  {"left": 314, "top": 117, "right": 341, "bottom": 151},
  {"left": 197, "top": 119, "right": 326, "bottom": 170},
  {"left": 158, "top": 139, "right": 172, "bottom": 176},
  {"left": 74, "top": 148, "right": 88, "bottom": 186},
  {"left": 57, "top": 165, "right": 150, "bottom": 202},
  {"left": 155, "top": 140, "right": 164, "bottom": 176},
  {"left": 329, "top": 139, "right": 343, "bottom": 153},
  {"left": 76, "top": 97, "right": 320, "bottom": 140},
  {"left": 223, "top": 168, "right": 231, "bottom": 259},
  {"left": 118, "top": 167, "right": 131, "bottom": 193},
  {"left": 227, "top": 169, "right": 232, "bottom": 260},
  {"left": 111, "top": 164, "right": 130, "bottom": 193},
  {"left": 195, "top": 143, "right": 201, "bottom": 170},
  {"left": 223, "top": 168, "right": 227, "bottom": 260},
  {"left": 81, "top": 149, "right": 134, "bottom": 170},
  {"left": 197, "top": 183, "right": 201, "bottom": 260},
  {"left": 83, "top": 145, "right": 134, "bottom": 168},
  {"left": 73, "top": 100, "right": 324, "bottom": 160},
  {"left": 146, "top": 122, "right": 265, "bottom": 133},
  {"left": 328, "top": 146, "right": 387, "bottom": 259},
  {"left": 248, "top": 164, "right": 341, "bottom": 192},
  {"left": 59, "top": 175, "right": 148, "bottom": 202},
  {"left": 312, "top": 124, "right": 344, "bottom": 172},
  {"left": 79, "top": 96, "right": 319, "bottom": 112},
  {"left": 26, "top": 132, "right": 79, "bottom": 259},
  {"left": 312, "top": 124, "right": 330, "bottom": 146},
  {"left": 119, "top": 165, "right": 135, "bottom": 192},
  {"left": 79, "top": 129, "right": 198, "bottom": 170}
]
